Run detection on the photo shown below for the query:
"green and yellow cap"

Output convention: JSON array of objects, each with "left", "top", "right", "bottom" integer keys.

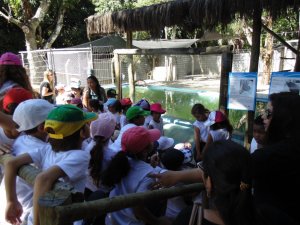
[{"left": 45, "top": 104, "right": 98, "bottom": 139}]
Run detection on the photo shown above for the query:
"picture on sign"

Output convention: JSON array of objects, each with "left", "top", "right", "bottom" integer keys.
[
  {"left": 269, "top": 72, "right": 300, "bottom": 95},
  {"left": 228, "top": 72, "right": 257, "bottom": 111}
]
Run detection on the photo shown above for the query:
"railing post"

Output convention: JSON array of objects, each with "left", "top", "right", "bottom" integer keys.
[{"left": 39, "top": 190, "right": 73, "bottom": 225}]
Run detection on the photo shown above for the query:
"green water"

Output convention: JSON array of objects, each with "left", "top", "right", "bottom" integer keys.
[{"left": 122, "top": 86, "right": 266, "bottom": 144}]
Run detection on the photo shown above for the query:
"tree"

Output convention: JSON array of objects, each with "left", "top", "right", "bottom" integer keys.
[{"left": 0, "top": 0, "right": 81, "bottom": 78}]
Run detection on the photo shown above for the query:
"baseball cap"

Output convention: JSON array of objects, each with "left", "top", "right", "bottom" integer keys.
[
  {"left": 55, "top": 83, "right": 65, "bottom": 90},
  {"left": 3, "top": 88, "right": 33, "bottom": 114},
  {"left": 70, "top": 98, "right": 82, "bottom": 105},
  {"left": 0, "top": 52, "right": 22, "bottom": 66},
  {"left": 45, "top": 104, "right": 98, "bottom": 139},
  {"left": 121, "top": 126, "right": 160, "bottom": 154},
  {"left": 90, "top": 113, "right": 116, "bottom": 139},
  {"left": 126, "top": 106, "right": 150, "bottom": 121},
  {"left": 13, "top": 99, "right": 55, "bottom": 132},
  {"left": 157, "top": 136, "right": 174, "bottom": 150},
  {"left": 104, "top": 98, "right": 117, "bottom": 107},
  {"left": 107, "top": 89, "right": 117, "bottom": 97},
  {"left": 134, "top": 99, "right": 150, "bottom": 111},
  {"left": 120, "top": 98, "right": 132, "bottom": 106},
  {"left": 150, "top": 103, "right": 166, "bottom": 114},
  {"left": 70, "top": 78, "right": 81, "bottom": 89},
  {"left": 204, "top": 110, "right": 226, "bottom": 126}
]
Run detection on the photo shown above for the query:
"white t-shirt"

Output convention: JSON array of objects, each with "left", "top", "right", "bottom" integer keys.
[
  {"left": 0, "top": 135, "right": 50, "bottom": 225},
  {"left": 143, "top": 115, "right": 152, "bottom": 128},
  {"left": 165, "top": 186, "right": 187, "bottom": 219},
  {"left": 210, "top": 129, "right": 230, "bottom": 142},
  {"left": 106, "top": 159, "right": 164, "bottom": 225},
  {"left": 149, "top": 118, "right": 164, "bottom": 136},
  {"left": 193, "top": 120, "right": 209, "bottom": 143},
  {"left": 84, "top": 140, "right": 117, "bottom": 192},
  {"left": 250, "top": 138, "right": 258, "bottom": 154},
  {"left": 120, "top": 114, "right": 128, "bottom": 129},
  {"left": 109, "top": 123, "right": 136, "bottom": 152}
]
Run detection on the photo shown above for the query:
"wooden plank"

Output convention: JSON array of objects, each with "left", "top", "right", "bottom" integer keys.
[{"left": 113, "top": 53, "right": 122, "bottom": 99}]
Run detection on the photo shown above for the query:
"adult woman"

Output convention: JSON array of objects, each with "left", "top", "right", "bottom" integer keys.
[
  {"left": 251, "top": 92, "right": 300, "bottom": 224},
  {"left": 0, "top": 52, "right": 33, "bottom": 110},
  {"left": 83, "top": 75, "right": 107, "bottom": 110},
  {"left": 40, "top": 69, "right": 55, "bottom": 103}
]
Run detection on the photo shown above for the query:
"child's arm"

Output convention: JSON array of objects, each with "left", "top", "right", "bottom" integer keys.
[
  {"left": 194, "top": 126, "right": 202, "bottom": 161},
  {"left": 5, "top": 153, "right": 33, "bottom": 224},
  {"left": 33, "top": 166, "right": 66, "bottom": 225},
  {"left": 202, "top": 133, "right": 213, "bottom": 153}
]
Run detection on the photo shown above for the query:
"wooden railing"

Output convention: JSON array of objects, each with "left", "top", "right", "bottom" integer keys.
[{"left": 1, "top": 154, "right": 203, "bottom": 225}]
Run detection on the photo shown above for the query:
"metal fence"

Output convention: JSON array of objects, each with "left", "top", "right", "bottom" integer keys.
[
  {"left": 20, "top": 45, "right": 296, "bottom": 90},
  {"left": 20, "top": 46, "right": 114, "bottom": 88}
]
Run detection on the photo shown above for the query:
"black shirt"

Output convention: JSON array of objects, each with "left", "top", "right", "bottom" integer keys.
[
  {"left": 40, "top": 81, "right": 53, "bottom": 103},
  {"left": 251, "top": 139, "right": 300, "bottom": 224}
]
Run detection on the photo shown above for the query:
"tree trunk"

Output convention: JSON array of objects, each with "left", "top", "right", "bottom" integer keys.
[
  {"left": 262, "top": 15, "right": 273, "bottom": 85},
  {"left": 24, "top": 26, "right": 46, "bottom": 86}
]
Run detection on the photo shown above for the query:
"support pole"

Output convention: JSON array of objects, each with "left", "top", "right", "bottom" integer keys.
[
  {"left": 127, "top": 31, "right": 135, "bottom": 102},
  {"left": 246, "top": 5, "right": 262, "bottom": 148},
  {"left": 219, "top": 52, "right": 233, "bottom": 115},
  {"left": 114, "top": 53, "right": 122, "bottom": 99}
]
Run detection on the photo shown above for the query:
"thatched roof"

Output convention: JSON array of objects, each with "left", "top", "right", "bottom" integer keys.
[{"left": 86, "top": 0, "right": 300, "bottom": 38}]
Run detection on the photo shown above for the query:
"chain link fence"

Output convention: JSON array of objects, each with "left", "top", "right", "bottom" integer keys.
[{"left": 20, "top": 46, "right": 295, "bottom": 91}]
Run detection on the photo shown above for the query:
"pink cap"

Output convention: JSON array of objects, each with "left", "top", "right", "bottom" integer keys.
[
  {"left": 90, "top": 113, "right": 116, "bottom": 139},
  {"left": 70, "top": 98, "right": 82, "bottom": 105},
  {"left": 150, "top": 103, "right": 166, "bottom": 114},
  {"left": 121, "top": 126, "right": 160, "bottom": 154},
  {"left": 120, "top": 98, "right": 132, "bottom": 106},
  {"left": 0, "top": 52, "right": 22, "bottom": 66},
  {"left": 204, "top": 111, "right": 226, "bottom": 126}
]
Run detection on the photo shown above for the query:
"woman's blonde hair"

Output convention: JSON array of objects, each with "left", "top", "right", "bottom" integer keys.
[{"left": 43, "top": 69, "right": 54, "bottom": 90}]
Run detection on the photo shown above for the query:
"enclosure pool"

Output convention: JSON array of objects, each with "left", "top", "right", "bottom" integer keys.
[{"left": 121, "top": 85, "right": 263, "bottom": 145}]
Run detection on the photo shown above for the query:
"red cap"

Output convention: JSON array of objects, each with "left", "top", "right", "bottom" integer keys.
[
  {"left": 121, "top": 126, "right": 161, "bottom": 154},
  {"left": 120, "top": 98, "right": 132, "bottom": 106},
  {"left": 3, "top": 88, "right": 33, "bottom": 113},
  {"left": 150, "top": 103, "right": 166, "bottom": 114},
  {"left": 0, "top": 52, "right": 22, "bottom": 66}
]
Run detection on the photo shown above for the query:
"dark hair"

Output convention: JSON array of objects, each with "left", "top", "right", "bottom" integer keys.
[
  {"left": 160, "top": 149, "right": 184, "bottom": 171},
  {"left": 268, "top": 92, "right": 300, "bottom": 143},
  {"left": 210, "top": 119, "right": 233, "bottom": 134},
  {"left": 3, "top": 103, "right": 18, "bottom": 115},
  {"left": 89, "top": 99, "right": 104, "bottom": 112},
  {"left": 254, "top": 115, "right": 264, "bottom": 127},
  {"left": 110, "top": 100, "right": 122, "bottom": 113},
  {"left": 87, "top": 75, "right": 106, "bottom": 102},
  {"left": 45, "top": 127, "right": 82, "bottom": 152},
  {"left": 101, "top": 151, "right": 131, "bottom": 187},
  {"left": 191, "top": 103, "right": 208, "bottom": 115},
  {"left": 203, "top": 140, "right": 254, "bottom": 225},
  {"left": 89, "top": 136, "right": 106, "bottom": 187},
  {"left": 0, "top": 65, "right": 33, "bottom": 92}
]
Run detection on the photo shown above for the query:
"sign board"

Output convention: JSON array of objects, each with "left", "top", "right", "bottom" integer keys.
[
  {"left": 269, "top": 72, "right": 300, "bottom": 95},
  {"left": 228, "top": 72, "right": 257, "bottom": 111}
]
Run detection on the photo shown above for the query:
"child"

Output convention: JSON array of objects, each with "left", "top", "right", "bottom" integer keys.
[
  {"left": 70, "top": 98, "right": 83, "bottom": 109},
  {"left": 250, "top": 115, "right": 266, "bottom": 153},
  {"left": 149, "top": 103, "right": 166, "bottom": 136},
  {"left": 101, "top": 126, "right": 170, "bottom": 225},
  {"left": 106, "top": 88, "right": 118, "bottom": 99},
  {"left": 105, "top": 98, "right": 122, "bottom": 129},
  {"left": 55, "top": 83, "right": 65, "bottom": 105},
  {"left": 120, "top": 98, "right": 132, "bottom": 129},
  {"left": 84, "top": 112, "right": 116, "bottom": 197},
  {"left": 110, "top": 106, "right": 150, "bottom": 152},
  {"left": 191, "top": 103, "right": 210, "bottom": 161},
  {"left": 203, "top": 110, "right": 233, "bottom": 152},
  {"left": 0, "top": 99, "right": 54, "bottom": 225},
  {"left": 89, "top": 99, "right": 104, "bottom": 114},
  {"left": 134, "top": 99, "right": 152, "bottom": 128},
  {"left": 0, "top": 87, "right": 33, "bottom": 143},
  {"left": 4, "top": 105, "right": 97, "bottom": 225}
]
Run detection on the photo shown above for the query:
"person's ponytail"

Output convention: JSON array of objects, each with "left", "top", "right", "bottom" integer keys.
[{"left": 89, "top": 137, "right": 105, "bottom": 187}]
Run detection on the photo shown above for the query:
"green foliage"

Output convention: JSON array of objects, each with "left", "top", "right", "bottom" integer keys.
[{"left": 92, "top": 0, "right": 135, "bottom": 13}]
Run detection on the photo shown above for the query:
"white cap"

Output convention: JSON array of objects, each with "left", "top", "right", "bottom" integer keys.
[
  {"left": 70, "top": 78, "right": 81, "bottom": 89},
  {"left": 13, "top": 99, "right": 55, "bottom": 132},
  {"left": 157, "top": 136, "right": 174, "bottom": 150}
]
